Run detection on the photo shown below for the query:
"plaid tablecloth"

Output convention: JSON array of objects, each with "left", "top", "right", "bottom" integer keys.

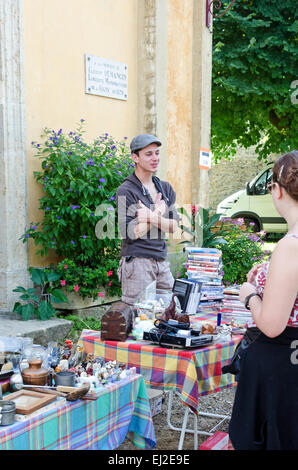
[
  {"left": 80, "top": 328, "right": 241, "bottom": 413},
  {"left": 0, "top": 375, "right": 155, "bottom": 450}
]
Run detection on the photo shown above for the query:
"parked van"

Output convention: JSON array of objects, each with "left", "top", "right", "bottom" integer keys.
[{"left": 216, "top": 163, "right": 288, "bottom": 233}]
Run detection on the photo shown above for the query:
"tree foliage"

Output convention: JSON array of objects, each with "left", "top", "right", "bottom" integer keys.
[{"left": 211, "top": 0, "right": 298, "bottom": 161}]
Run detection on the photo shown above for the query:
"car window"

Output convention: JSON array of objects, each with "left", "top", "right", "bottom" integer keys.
[{"left": 254, "top": 169, "right": 272, "bottom": 195}]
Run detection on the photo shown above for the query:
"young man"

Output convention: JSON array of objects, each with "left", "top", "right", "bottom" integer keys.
[{"left": 116, "top": 134, "right": 180, "bottom": 305}]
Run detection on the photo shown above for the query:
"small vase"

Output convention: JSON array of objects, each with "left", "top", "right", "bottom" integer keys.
[{"left": 21, "top": 358, "right": 49, "bottom": 386}]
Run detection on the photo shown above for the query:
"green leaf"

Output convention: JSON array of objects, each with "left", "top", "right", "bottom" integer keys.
[
  {"left": 21, "top": 303, "right": 35, "bottom": 321},
  {"left": 30, "top": 268, "right": 44, "bottom": 285},
  {"left": 13, "top": 302, "right": 22, "bottom": 313},
  {"left": 19, "top": 293, "right": 31, "bottom": 301},
  {"left": 50, "top": 289, "right": 69, "bottom": 304},
  {"left": 46, "top": 271, "right": 61, "bottom": 282},
  {"left": 12, "top": 286, "right": 27, "bottom": 293},
  {"left": 38, "top": 300, "right": 56, "bottom": 320}
]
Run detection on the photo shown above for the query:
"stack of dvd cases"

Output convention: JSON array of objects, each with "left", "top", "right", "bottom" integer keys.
[{"left": 185, "top": 247, "right": 224, "bottom": 316}]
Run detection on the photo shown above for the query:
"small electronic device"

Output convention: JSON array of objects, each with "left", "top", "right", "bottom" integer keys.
[{"left": 142, "top": 319, "right": 214, "bottom": 348}]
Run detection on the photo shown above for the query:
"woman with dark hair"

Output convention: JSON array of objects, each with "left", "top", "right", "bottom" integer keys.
[{"left": 229, "top": 150, "right": 298, "bottom": 450}]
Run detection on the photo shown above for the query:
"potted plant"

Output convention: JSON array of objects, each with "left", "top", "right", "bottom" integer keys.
[{"left": 20, "top": 120, "right": 133, "bottom": 307}]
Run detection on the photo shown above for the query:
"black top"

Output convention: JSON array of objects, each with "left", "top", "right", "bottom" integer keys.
[{"left": 116, "top": 172, "right": 180, "bottom": 260}]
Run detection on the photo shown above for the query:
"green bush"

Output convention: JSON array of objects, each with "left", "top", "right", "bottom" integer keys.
[
  {"left": 20, "top": 121, "right": 132, "bottom": 299},
  {"left": 218, "top": 218, "right": 270, "bottom": 286}
]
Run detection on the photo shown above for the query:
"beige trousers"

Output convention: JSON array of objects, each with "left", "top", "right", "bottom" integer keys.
[{"left": 117, "top": 256, "right": 174, "bottom": 305}]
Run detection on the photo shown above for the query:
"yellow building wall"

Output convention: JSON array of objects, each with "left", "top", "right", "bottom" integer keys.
[{"left": 23, "top": 0, "right": 138, "bottom": 266}]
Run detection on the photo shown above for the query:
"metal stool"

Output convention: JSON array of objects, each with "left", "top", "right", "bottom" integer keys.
[{"left": 166, "top": 391, "right": 230, "bottom": 450}]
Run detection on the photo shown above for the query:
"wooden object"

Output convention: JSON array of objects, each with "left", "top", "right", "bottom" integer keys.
[
  {"left": 21, "top": 358, "right": 49, "bottom": 386},
  {"left": 4, "top": 390, "right": 55, "bottom": 414},
  {"left": 17, "top": 384, "right": 90, "bottom": 402},
  {"left": 100, "top": 302, "right": 133, "bottom": 341}
]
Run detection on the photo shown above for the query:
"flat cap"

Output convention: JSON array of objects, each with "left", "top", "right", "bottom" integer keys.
[{"left": 130, "top": 134, "right": 161, "bottom": 153}]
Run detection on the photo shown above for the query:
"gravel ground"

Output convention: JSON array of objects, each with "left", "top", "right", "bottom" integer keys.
[{"left": 118, "top": 386, "right": 236, "bottom": 451}]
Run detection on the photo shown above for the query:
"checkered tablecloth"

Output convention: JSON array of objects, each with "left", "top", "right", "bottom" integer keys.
[
  {"left": 80, "top": 328, "right": 241, "bottom": 414},
  {"left": 0, "top": 375, "right": 155, "bottom": 450}
]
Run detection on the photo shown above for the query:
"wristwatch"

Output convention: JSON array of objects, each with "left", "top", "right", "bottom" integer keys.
[{"left": 244, "top": 292, "right": 262, "bottom": 310}]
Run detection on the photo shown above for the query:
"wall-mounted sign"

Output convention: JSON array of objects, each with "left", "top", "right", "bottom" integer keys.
[
  {"left": 199, "top": 148, "right": 211, "bottom": 170},
  {"left": 85, "top": 54, "right": 128, "bottom": 101}
]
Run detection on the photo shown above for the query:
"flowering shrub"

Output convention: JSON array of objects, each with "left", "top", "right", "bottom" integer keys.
[
  {"left": 218, "top": 217, "right": 270, "bottom": 286},
  {"left": 21, "top": 121, "right": 133, "bottom": 299},
  {"left": 53, "top": 258, "right": 121, "bottom": 300}
]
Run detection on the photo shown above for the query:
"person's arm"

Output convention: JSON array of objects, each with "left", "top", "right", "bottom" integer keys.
[
  {"left": 239, "top": 237, "right": 298, "bottom": 337},
  {"left": 134, "top": 198, "right": 178, "bottom": 239}
]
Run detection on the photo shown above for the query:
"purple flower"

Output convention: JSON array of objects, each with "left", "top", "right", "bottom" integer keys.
[
  {"left": 67, "top": 152, "right": 72, "bottom": 156},
  {"left": 99, "top": 163, "right": 103, "bottom": 167},
  {"left": 98, "top": 185, "right": 102, "bottom": 189},
  {"left": 82, "top": 235, "right": 87, "bottom": 239},
  {"left": 57, "top": 216, "right": 61, "bottom": 220},
  {"left": 90, "top": 213, "right": 94, "bottom": 216},
  {"left": 77, "top": 167, "right": 81, "bottom": 171},
  {"left": 45, "top": 207, "right": 50, "bottom": 210},
  {"left": 68, "top": 188, "right": 72, "bottom": 191},
  {"left": 26, "top": 234, "right": 30, "bottom": 238},
  {"left": 99, "top": 178, "right": 105, "bottom": 183},
  {"left": 71, "top": 240, "right": 75, "bottom": 245}
]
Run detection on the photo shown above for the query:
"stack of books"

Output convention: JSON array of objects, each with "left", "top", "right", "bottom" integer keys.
[
  {"left": 185, "top": 247, "right": 224, "bottom": 317},
  {"left": 220, "top": 286, "right": 252, "bottom": 326},
  {"left": 172, "top": 278, "right": 202, "bottom": 315}
]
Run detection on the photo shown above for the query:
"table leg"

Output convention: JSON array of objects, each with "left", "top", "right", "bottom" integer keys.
[{"left": 166, "top": 391, "right": 230, "bottom": 450}]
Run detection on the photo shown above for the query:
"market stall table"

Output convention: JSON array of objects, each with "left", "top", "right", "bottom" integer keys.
[
  {"left": 0, "top": 374, "right": 156, "bottom": 450},
  {"left": 80, "top": 329, "right": 240, "bottom": 413},
  {"left": 80, "top": 329, "right": 241, "bottom": 449}
]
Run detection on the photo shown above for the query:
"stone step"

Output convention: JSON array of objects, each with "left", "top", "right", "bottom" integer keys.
[{"left": 0, "top": 313, "right": 73, "bottom": 346}]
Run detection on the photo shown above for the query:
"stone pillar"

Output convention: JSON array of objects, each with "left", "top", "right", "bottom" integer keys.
[
  {"left": 0, "top": 0, "right": 29, "bottom": 312},
  {"left": 191, "top": 0, "right": 213, "bottom": 208},
  {"left": 137, "top": 0, "right": 213, "bottom": 209}
]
